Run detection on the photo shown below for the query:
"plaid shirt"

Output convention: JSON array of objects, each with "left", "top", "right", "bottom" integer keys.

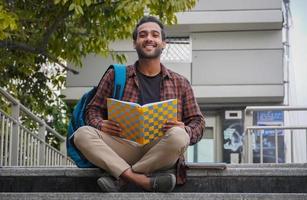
[
  {"left": 85, "top": 62, "right": 205, "bottom": 184},
  {"left": 86, "top": 63, "right": 205, "bottom": 144}
]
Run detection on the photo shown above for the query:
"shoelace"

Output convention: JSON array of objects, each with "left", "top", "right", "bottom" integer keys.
[{"left": 152, "top": 177, "right": 159, "bottom": 192}]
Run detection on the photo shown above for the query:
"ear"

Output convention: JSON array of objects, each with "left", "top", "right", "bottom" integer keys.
[
  {"left": 133, "top": 40, "right": 136, "bottom": 49},
  {"left": 162, "top": 41, "right": 166, "bottom": 49}
]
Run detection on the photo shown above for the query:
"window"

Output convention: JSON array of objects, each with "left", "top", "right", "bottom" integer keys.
[
  {"left": 161, "top": 37, "right": 191, "bottom": 63},
  {"left": 187, "top": 127, "right": 215, "bottom": 163}
]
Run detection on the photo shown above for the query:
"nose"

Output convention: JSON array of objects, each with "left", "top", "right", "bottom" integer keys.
[{"left": 144, "top": 34, "right": 154, "bottom": 41}]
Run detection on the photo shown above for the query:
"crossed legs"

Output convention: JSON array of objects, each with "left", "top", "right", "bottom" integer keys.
[{"left": 73, "top": 125, "right": 189, "bottom": 191}]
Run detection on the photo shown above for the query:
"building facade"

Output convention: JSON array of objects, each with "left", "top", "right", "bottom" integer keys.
[{"left": 63, "top": 0, "right": 285, "bottom": 163}]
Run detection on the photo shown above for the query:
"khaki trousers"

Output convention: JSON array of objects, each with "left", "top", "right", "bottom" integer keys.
[{"left": 73, "top": 126, "right": 190, "bottom": 179}]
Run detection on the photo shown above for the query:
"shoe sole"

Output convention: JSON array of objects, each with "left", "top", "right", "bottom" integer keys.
[
  {"left": 97, "top": 177, "right": 117, "bottom": 192},
  {"left": 168, "top": 174, "right": 176, "bottom": 192},
  {"left": 152, "top": 173, "right": 176, "bottom": 193}
]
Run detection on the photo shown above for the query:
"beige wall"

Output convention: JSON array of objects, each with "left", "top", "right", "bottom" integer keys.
[{"left": 63, "top": 0, "right": 284, "bottom": 105}]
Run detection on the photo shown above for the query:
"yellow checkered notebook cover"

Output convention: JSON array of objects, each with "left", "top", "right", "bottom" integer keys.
[{"left": 107, "top": 98, "right": 177, "bottom": 145}]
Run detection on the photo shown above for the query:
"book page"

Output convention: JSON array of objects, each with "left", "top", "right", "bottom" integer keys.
[
  {"left": 140, "top": 99, "right": 178, "bottom": 144},
  {"left": 107, "top": 98, "right": 141, "bottom": 107},
  {"left": 142, "top": 99, "right": 177, "bottom": 107},
  {"left": 107, "top": 98, "right": 142, "bottom": 142}
]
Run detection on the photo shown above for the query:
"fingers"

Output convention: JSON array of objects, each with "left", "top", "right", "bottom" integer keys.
[
  {"left": 101, "top": 120, "right": 122, "bottom": 137},
  {"left": 165, "top": 121, "right": 184, "bottom": 126},
  {"left": 162, "top": 120, "right": 185, "bottom": 132}
]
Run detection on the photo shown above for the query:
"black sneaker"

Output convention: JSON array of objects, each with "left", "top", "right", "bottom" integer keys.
[
  {"left": 149, "top": 173, "right": 176, "bottom": 192},
  {"left": 97, "top": 176, "right": 127, "bottom": 192}
]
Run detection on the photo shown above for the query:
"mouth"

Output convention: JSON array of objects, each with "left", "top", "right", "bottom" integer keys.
[{"left": 143, "top": 43, "right": 157, "bottom": 50}]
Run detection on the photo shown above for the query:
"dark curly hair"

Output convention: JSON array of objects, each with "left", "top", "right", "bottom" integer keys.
[{"left": 132, "top": 16, "right": 166, "bottom": 41}]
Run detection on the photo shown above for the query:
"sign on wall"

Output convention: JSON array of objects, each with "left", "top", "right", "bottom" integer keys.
[
  {"left": 223, "top": 110, "right": 243, "bottom": 163},
  {"left": 254, "top": 111, "right": 285, "bottom": 163}
]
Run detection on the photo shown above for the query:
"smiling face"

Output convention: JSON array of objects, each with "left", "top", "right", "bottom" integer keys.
[{"left": 133, "top": 22, "right": 166, "bottom": 59}]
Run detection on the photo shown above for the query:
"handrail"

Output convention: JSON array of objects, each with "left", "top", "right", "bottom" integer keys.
[
  {"left": 0, "top": 87, "right": 19, "bottom": 105},
  {"left": 243, "top": 106, "right": 307, "bottom": 164},
  {"left": 245, "top": 106, "right": 307, "bottom": 112},
  {"left": 0, "top": 87, "right": 65, "bottom": 141},
  {"left": 0, "top": 110, "right": 68, "bottom": 158},
  {"left": 0, "top": 87, "right": 74, "bottom": 166},
  {"left": 247, "top": 125, "right": 307, "bottom": 130}
]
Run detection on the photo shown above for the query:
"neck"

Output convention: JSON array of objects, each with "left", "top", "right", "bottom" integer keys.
[{"left": 137, "top": 58, "right": 161, "bottom": 76}]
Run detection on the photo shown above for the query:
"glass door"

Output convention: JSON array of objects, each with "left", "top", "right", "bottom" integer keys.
[{"left": 187, "top": 114, "right": 217, "bottom": 163}]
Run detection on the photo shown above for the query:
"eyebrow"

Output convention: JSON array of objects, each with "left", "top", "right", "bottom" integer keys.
[{"left": 138, "top": 30, "right": 160, "bottom": 34}]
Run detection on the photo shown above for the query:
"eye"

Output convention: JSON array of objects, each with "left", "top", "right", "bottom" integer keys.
[
  {"left": 152, "top": 32, "right": 160, "bottom": 38},
  {"left": 138, "top": 32, "right": 147, "bottom": 38}
]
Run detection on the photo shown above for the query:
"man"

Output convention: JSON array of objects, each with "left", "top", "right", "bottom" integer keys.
[{"left": 73, "top": 16, "right": 205, "bottom": 192}]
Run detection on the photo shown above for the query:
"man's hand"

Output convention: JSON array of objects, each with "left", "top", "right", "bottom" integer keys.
[
  {"left": 162, "top": 120, "right": 185, "bottom": 132},
  {"left": 100, "top": 120, "right": 122, "bottom": 137}
]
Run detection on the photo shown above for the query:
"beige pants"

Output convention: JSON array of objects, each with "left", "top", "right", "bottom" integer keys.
[{"left": 73, "top": 126, "right": 190, "bottom": 179}]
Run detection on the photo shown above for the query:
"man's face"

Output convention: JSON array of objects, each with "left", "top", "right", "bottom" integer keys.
[{"left": 134, "top": 22, "right": 166, "bottom": 59}]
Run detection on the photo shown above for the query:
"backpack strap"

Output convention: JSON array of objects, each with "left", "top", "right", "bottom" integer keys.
[{"left": 111, "top": 64, "right": 126, "bottom": 100}]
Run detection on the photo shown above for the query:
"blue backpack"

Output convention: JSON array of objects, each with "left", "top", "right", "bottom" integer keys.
[{"left": 67, "top": 64, "right": 126, "bottom": 168}]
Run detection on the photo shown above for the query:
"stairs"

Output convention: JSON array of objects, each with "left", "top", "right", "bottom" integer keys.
[
  {"left": 1, "top": 163, "right": 307, "bottom": 199},
  {"left": 1, "top": 193, "right": 307, "bottom": 200}
]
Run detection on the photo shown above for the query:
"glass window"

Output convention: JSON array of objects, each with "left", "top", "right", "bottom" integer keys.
[{"left": 187, "top": 127, "right": 215, "bottom": 162}]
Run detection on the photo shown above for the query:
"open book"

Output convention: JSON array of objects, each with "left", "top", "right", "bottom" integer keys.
[{"left": 107, "top": 98, "right": 178, "bottom": 145}]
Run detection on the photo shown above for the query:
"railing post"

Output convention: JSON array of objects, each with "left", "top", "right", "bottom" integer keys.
[
  {"left": 260, "top": 131, "right": 263, "bottom": 163},
  {"left": 243, "top": 109, "right": 253, "bottom": 163},
  {"left": 60, "top": 140, "right": 67, "bottom": 165},
  {"left": 11, "top": 103, "right": 20, "bottom": 166},
  {"left": 306, "top": 129, "right": 307, "bottom": 162},
  {"left": 1, "top": 87, "right": 72, "bottom": 166},
  {"left": 38, "top": 124, "right": 46, "bottom": 165},
  {"left": 290, "top": 129, "right": 294, "bottom": 163},
  {"left": 275, "top": 129, "right": 279, "bottom": 163}
]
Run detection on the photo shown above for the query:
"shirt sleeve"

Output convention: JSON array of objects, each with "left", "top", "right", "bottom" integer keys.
[
  {"left": 85, "top": 69, "right": 114, "bottom": 131},
  {"left": 181, "top": 79, "right": 205, "bottom": 145}
]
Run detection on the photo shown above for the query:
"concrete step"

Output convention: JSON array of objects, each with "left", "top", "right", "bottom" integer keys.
[
  {"left": 1, "top": 193, "right": 307, "bottom": 200},
  {"left": 1, "top": 163, "right": 307, "bottom": 193}
]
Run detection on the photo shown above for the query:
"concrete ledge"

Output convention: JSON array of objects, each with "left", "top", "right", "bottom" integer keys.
[
  {"left": 1, "top": 164, "right": 307, "bottom": 193},
  {"left": 1, "top": 193, "right": 307, "bottom": 200},
  {"left": 0, "top": 166, "right": 105, "bottom": 177},
  {"left": 1, "top": 163, "right": 307, "bottom": 177}
]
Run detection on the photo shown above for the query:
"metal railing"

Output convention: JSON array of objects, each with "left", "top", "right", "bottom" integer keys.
[
  {"left": 243, "top": 106, "right": 307, "bottom": 164},
  {"left": 0, "top": 87, "right": 74, "bottom": 166}
]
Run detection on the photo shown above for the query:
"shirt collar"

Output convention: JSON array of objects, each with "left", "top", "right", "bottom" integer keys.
[{"left": 127, "top": 61, "right": 172, "bottom": 79}]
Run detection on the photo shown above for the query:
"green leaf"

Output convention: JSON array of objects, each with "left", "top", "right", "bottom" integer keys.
[
  {"left": 75, "top": 5, "right": 84, "bottom": 15},
  {"left": 54, "top": 0, "right": 61, "bottom": 5},
  {"left": 85, "top": 0, "right": 92, "bottom": 7},
  {"left": 68, "top": 3, "right": 75, "bottom": 11}
]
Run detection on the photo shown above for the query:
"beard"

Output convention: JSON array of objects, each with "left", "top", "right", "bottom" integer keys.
[{"left": 135, "top": 45, "right": 163, "bottom": 59}]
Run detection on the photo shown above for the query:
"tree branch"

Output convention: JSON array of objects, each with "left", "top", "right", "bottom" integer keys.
[
  {"left": 1, "top": 2, "right": 113, "bottom": 75},
  {"left": 41, "top": 52, "right": 79, "bottom": 75},
  {"left": 0, "top": 40, "right": 79, "bottom": 74},
  {"left": 39, "top": 1, "right": 107, "bottom": 51},
  {"left": 0, "top": 40, "right": 37, "bottom": 53},
  {"left": 40, "top": 11, "right": 71, "bottom": 51}
]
